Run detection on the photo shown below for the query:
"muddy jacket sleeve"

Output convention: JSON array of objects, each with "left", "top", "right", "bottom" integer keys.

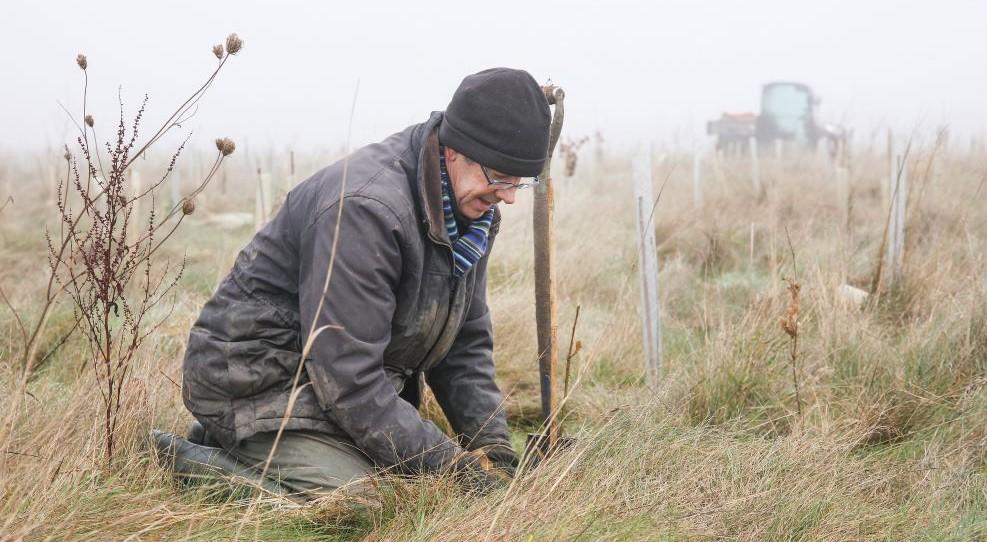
[
  {"left": 298, "top": 195, "right": 463, "bottom": 473},
  {"left": 425, "top": 241, "right": 511, "bottom": 450}
]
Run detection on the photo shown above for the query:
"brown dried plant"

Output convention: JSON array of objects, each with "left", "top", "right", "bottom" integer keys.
[
  {"left": 780, "top": 277, "right": 802, "bottom": 423},
  {"left": 1, "top": 34, "right": 243, "bottom": 466},
  {"left": 559, "top": 136, "right": 589, "bottom": 177}
]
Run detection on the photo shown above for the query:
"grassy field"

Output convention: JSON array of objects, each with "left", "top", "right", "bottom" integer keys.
[{"left": 1, "top": 140, "right": 986, "bottom": 540}]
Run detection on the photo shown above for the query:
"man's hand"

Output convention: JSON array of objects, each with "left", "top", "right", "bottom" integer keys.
[
  {"left": 476, "top": 442, "right": 520, "bottom": 477},
  {"left": 445, "top": 449, "right": 511, "bottom": 495}
]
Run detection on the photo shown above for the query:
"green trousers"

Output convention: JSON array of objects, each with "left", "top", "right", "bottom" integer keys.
[{"left": 228, "top": 430, "right": 376, "bottom": 498}]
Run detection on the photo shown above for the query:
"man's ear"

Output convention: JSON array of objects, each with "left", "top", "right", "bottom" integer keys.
[{"left": 444, "top": 145, "right": 462, "bottom": 164}]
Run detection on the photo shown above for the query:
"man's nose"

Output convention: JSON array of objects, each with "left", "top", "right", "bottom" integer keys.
[{"left": 496, "top": 187, "right": 517, "bottom": 205}]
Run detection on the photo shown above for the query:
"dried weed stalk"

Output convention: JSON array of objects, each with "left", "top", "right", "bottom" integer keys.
[
  {"left": 3, "top": 34, "right": 243, "bottom": 465},
  {"left": 781, "top": 278, "right": 802, "bottom": 423},
  {"left": 559, "top": 136, "right": 588, "bottom": 177}
]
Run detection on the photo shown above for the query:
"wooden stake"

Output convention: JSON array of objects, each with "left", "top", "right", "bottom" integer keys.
[
  {"left": 887, "top": 145, "right": 907, "bottom": 285},
  {"left": 692, "top": 147, "right": 703, "bottom": 208},
  {"left": 290, "top": 150, "right": 296, "bottom": 188},
  {"left": 749, "top": 222, "right": 755, "bottom": 270},
  {"left": 254, "top": 166, "right": 263, "bottom": 231},
  {"left": 882, "top": 129, "right": 892, "bottom": 209},
  {"left": 254, "top": 166, "right": 271, "bottom": 231},
  {"left": 749, "top": 137, "right": 761, "bottom": 195},
  {"left": 835, "top": 139, "right": 850, "bottom": 235},
  {"left": 534, "top": 85, "right": 565, "bottom": 447},
  {"left": 633, "top": 150, "right": 661, "bottom": 388}
]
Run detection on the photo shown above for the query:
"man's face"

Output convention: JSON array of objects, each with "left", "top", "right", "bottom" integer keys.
[{"left": 444, "top": 147, "right": 519, "bottom": 220}]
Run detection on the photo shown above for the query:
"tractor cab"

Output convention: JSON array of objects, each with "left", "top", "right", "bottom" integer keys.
[{"left": 757, "top": 82, "right": 819, "bottom": 148}]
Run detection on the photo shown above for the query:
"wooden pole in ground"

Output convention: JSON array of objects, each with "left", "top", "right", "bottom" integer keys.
[
  {"left": 533, "top": 84, "right": 565, "bottom": 447},
  {"left": 254, "top": 165, "right": 269, "bottom": 231},
  {"left": 633, "top": 149, "right": 662, "bottom": 388},
  {"left": 254, "top": 166, "right": 263, "bottom": 231},
  {"left": 882, "top": 129, "right": 892, "bottom": 208},
  {"left": 692, "top": 146, "right": 703, "bottom": 208},
  {"left": 749, "top": 137, "right": 761, "bottom": 195},
  {"left": 835, "top": 138, "right": 850, "bottom": 233},
  {"left": 749, "top": 222, "right": 755, "bottom": 271},
  {"left": 290, "top": 150, "right": 296, "bottom": 188},
  {"left": 887, "top": 141, "right": 907, "bottom": 286}
]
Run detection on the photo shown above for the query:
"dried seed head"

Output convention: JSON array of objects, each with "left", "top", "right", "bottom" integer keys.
[
  {"left": 76, "top": 54, "right": 87, "bottom": 70},
  {"left": 225, "top": 33, "right": 243, "bottom": 55},
  {"left": 63, "top": 149, "right": 72, "bottom": 161},
  {"left": 780, "top": 278, "right": 801, "bottom": 338},
  {"left": 215, "top": 137, "right": 236, "bottom": 156},
  {"left": 212, "top": 43, "right": 224, "bottom": 59},
  {"left": 182, "top": 198, "right": 196, "bottom": 215},
  {"left": 84, "top": 115, "right": 94, "bottom": 127}
]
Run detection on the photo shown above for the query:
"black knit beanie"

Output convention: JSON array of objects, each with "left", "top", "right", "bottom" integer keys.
[{"left": 439, "top": 68, "right": 551, "bottom": 178}]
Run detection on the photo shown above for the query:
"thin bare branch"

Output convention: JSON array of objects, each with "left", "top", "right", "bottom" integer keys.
[
  {"left": 125, "top": 56, "right": 228, "bottom": 167},
  {"left": 0, "top": 285, "right": 28, "bottom": 349}
]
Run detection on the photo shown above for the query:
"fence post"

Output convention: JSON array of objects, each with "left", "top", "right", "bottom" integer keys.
[
  {"left": 882, "top": 129, "right": 892, "bottom": 209},
  {"left": 692, "top": 146, "right": 704, "bottom": 208},
  {"left": 835, "top": 138, "right": 850, "bottom": 233},
  {"left": 749, "top": 137, "right": 761, "bottom": 195},
  {"left": 887, "top": 141, "right": 907, "bottom": 286},
  {"left": 254, "top": 166, "right": 268, "bottom": 231},
  {"left": 749, "top": 222, "right": 755, "bottom": 270},
  {"left": 592, "top": 132, "right": 604, "bottom": 183},
  {"left": 289, "top": 150, "right": 296, "bottom": 189},
  {"left": 633, "top": 149, "right": 661, "bottom": 389}
]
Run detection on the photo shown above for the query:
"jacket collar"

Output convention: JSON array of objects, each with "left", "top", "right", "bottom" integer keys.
[{"left": 417, "top": 120, "right": 449, "bottom": 246}]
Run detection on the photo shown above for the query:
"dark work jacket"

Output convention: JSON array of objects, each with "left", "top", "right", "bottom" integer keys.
[{"left": 181, "top": 112, "right": 510, "bottom": 473}]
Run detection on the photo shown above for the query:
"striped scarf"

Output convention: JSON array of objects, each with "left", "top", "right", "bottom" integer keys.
[{"left": 438, "top": 144, "right": 495, "bottom": 277}]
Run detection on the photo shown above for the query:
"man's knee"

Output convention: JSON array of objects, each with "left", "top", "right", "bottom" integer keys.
[{"left": 229, "top": 430, "right": 375, "bottom": 496}]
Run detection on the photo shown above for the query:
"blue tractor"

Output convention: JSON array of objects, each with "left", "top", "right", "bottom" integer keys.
[{"left": 707, "top": 81, "right": 845, "bottom": 155}]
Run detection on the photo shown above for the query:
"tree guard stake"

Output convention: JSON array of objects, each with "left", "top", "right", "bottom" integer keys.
[{"left": 532, "top": 84, "right": 565, "bottom": 451}]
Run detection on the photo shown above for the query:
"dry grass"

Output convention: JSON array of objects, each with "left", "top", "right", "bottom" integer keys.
[{"left": 1, "top": 140, "right": 986, "bottom": 540}]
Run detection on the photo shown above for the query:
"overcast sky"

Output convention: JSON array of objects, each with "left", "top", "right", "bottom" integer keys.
[{"left": 3, "top": 0, "right": 985, "bottom": 154}]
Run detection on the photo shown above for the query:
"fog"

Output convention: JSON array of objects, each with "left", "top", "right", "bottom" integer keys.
[{"left": 3, "top": 0, "right": 985, "bottom": 153}]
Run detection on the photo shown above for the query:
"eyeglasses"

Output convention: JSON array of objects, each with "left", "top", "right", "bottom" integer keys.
[{"left": 480, "top": 165, "right": 540, "bottom": 190}]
